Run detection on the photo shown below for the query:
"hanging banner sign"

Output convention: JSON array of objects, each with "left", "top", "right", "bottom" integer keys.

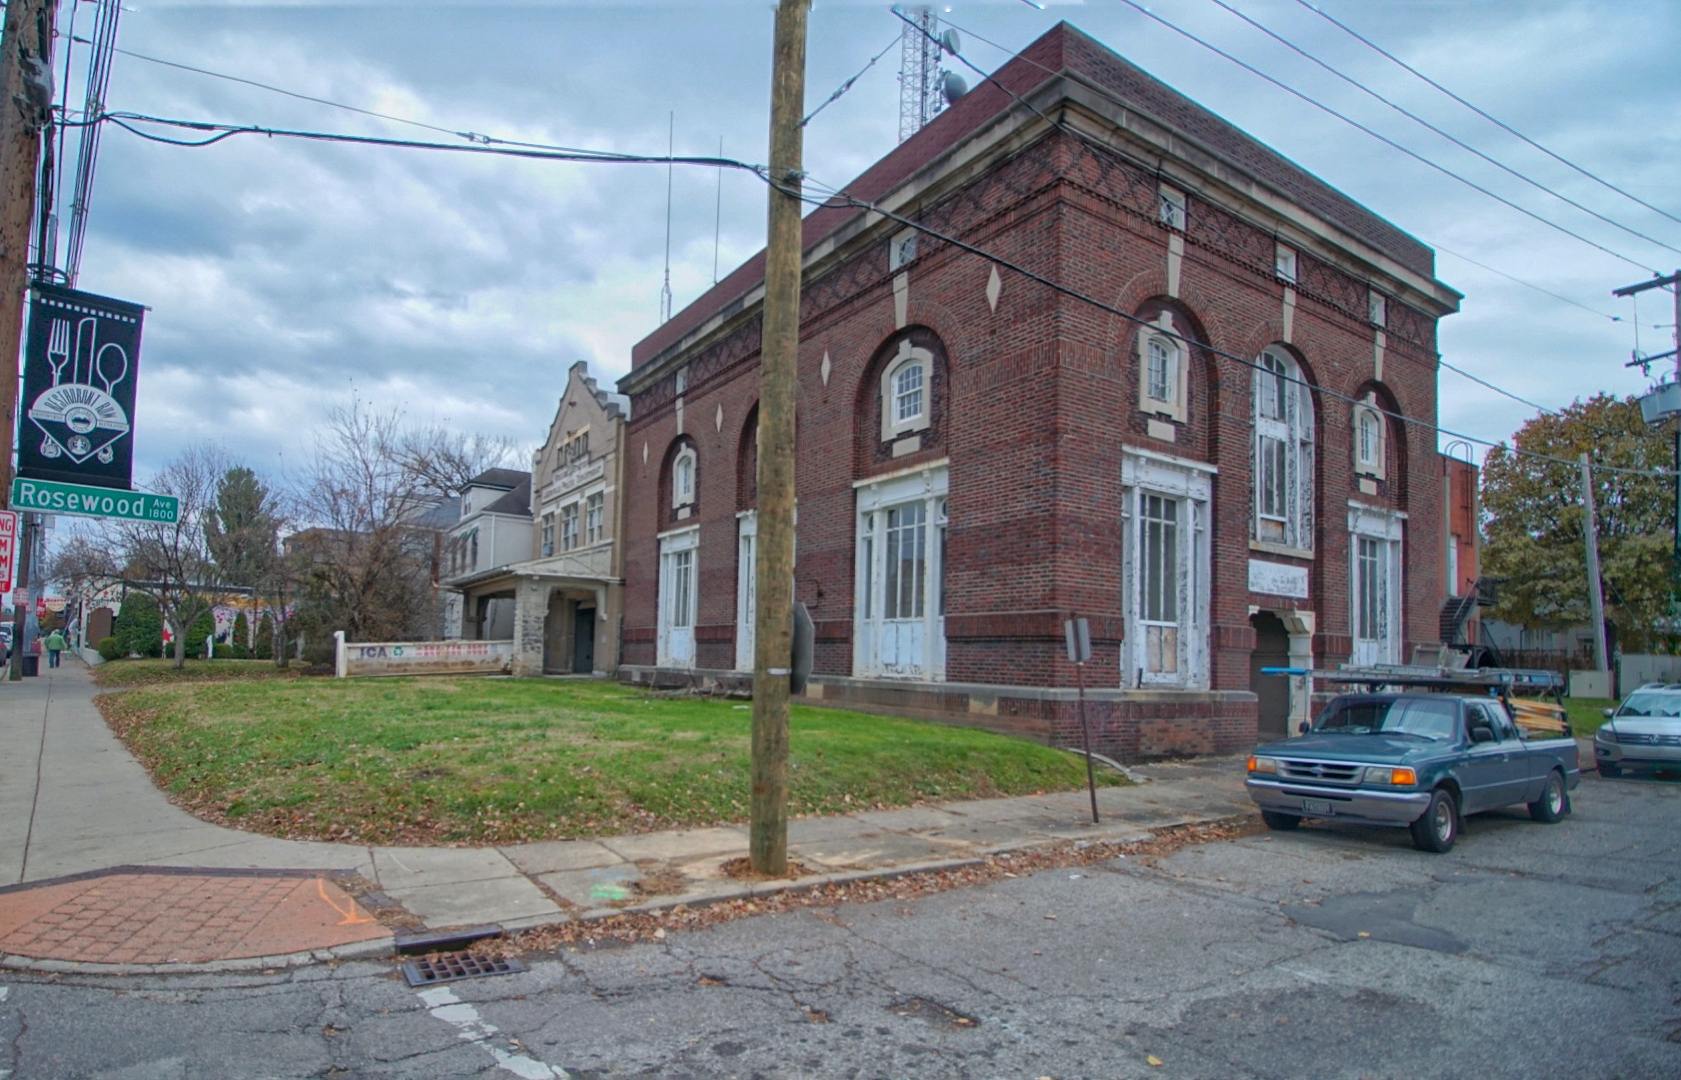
[
  {"left": 0, "top": 511, "right": 15, "bottom": 594},
  {"left": 17, "top": 283, "right": 146, "bottom": 490}
]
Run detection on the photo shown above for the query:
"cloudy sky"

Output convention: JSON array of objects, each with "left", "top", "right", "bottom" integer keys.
[{"left": 51, "top": 0, "right": 1681, "bottom": 483}]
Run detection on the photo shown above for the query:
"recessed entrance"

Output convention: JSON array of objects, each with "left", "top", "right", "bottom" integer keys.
[
  {"left": 1250, "top": 610, "right": 1291, "bottom": 742},
  {"left": 573, "top": 607, "right": 596, "bottom": 674}
]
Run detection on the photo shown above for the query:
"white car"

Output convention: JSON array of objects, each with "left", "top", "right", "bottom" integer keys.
[{"left": 1594, "top": 684, "right": 1681, "bottom": 777}]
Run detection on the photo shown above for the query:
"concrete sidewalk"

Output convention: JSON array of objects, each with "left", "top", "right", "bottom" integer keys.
[{"left": 0, "top": 660, "right": 1251, "bottom": 971}]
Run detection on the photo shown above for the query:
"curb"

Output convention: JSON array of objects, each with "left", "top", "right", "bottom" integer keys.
[{"left": 0, "top": 936, "right": 394, "bottom": 977}]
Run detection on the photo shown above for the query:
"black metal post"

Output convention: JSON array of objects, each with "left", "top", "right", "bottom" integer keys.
[{"left": 1075, "top": 657, "right": 1098, "bottom": 824}]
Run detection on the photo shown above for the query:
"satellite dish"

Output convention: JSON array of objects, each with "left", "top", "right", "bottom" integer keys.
[
  {"left": 939, "top": 28, "right": 962, "bottom": 55},
  {"left": 942, "top": 72, "right": 969, "bottom": 105}
]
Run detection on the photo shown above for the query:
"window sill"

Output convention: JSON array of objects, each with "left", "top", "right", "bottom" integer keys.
[{"left": 1249, "top": 540, "right": 1314, "bottom": 561}]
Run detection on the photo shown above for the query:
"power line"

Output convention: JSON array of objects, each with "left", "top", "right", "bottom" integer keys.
[
  {"left": 884, "top": 15, "right": 1640, "bottom": 470},
  {"left": 1105, "top": 0, "right": 1661, "bottom": 274},
  {"left": 1201, "top": 0, "right": 1681, "bottom": 259},
  {"left": 1432, "top": 245, "right": 1621, "bottom": 323},
  {"left": 803, "top": 33, "right": 899, "bottom": 127},
  {"left": 794, "top": 167, "right": 1672, "bottom": 479},
  {"left": 1289, "top": 0, "right": 1681, "bottom": 233},
  {"left": 94, "top": 102, "right": 1662, "bottom": 476},
  {"left": 101, "top": 113, "right": 770, "bottom": 175},
  {"left": 1438, "top": 359, "right": 1558, "bottom": 416},
  {"left": 942, "top": 16, "right": 1633, "bottom": 329}
]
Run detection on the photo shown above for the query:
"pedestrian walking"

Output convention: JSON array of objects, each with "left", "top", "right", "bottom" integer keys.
[{"left": 44, "top": 629, "right": 65, "bottom": 669}]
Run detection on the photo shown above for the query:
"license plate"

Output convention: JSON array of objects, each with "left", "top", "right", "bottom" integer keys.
[{"left": 1301, "top": 798, "right": 1333, "bottom": 816}]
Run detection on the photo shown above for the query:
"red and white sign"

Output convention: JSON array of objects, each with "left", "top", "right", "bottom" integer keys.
[{"left": 0, "top": 511, "right": 16, "bottom": 594}]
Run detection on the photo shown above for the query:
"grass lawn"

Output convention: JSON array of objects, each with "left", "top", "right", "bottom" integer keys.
[
  {"left": 1565, "top": 697, "right": 1617, "bottom": 738},
  {"left": 93, "top": 658, "right": 302, "bottom": 689},
  {"left": 96, "top": 676, "right": 1123, "bottom": 846}
]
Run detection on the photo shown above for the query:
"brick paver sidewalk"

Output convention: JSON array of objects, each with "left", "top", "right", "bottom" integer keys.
[{"left": 0, "top": 867, "right": 391, "bottom": 968}]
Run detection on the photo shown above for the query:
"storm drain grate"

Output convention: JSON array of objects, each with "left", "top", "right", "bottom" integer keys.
[{"left": 402, "top": 952, "right": 526, "bottom": 987}]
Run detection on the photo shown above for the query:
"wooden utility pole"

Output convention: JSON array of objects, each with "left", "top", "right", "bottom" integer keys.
[
  {"left": 0, "top": 0, "right": 55, "bottom": 507},
  {"left": 750, "top": 0, "right": 809, "bottom": 876},
  {"left": 1579, "top": 453, "right": 1610, "bottom": 674}
]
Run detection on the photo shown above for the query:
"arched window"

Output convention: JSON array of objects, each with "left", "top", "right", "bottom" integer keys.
[
  {"left": 879, "top": 338, "right": 933, "bottom": 442},
  {"left": 1252, "top": 348, "right": 1314, "bottom": 551},
  {"left": 672, "top": 446, "right": 697, "bottom": 509},
  {"left": 1136, "top": 311, "right": 1188, "bottom": 422},
  {"left": 1353, "top": 398, "right": 1385, "bottom": 479}
]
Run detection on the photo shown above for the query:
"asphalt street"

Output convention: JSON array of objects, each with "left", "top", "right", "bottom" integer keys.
[{"left": 3, "top": 771, "right": 1677, "bottom": 1080}]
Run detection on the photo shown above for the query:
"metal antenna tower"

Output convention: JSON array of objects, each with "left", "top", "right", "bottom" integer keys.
[{"left": 897, "top": 6, "right": 943, "bottom": 142}]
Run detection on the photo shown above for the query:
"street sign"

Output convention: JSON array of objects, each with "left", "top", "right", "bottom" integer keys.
[
  {"left": 0, "top": 511, "right": 15, "bottom": 593},
  {"left": 10, "top": 478, "right": 178, "bottom": 523}
]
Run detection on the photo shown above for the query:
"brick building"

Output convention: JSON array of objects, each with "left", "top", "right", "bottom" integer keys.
[{"left": 617, "top": 23, "right": 1461, "bottom": 758}]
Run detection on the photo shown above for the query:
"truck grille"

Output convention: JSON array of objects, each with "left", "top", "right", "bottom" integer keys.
[
  {"left": 1616, "top": 733, "right": 1681, "bottom": 747},
  {"left": 1278, "top": 759, "right": 1364, "bottom": 785}
]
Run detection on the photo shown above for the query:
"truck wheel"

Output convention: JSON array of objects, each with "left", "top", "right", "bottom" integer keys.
[
  {"left": 1528, "top": 770, "right": 1566, "bottom": 823},
  {"left": 1260, "top": 810, "right": 1301, "bottom": 831},
  {"left": 1410, "top": 788, "right": 1458, "bottom": 853},
  {"left": 1598, "top": 762, "right": 1622, "bottom": 779}
]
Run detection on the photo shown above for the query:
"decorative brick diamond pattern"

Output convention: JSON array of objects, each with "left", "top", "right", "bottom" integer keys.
[{"left": 0, "top": 869, "right": 392, "bottom": 966}]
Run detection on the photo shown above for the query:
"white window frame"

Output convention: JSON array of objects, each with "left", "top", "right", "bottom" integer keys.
[
  {"left": 736, "top": 511, "right": 757, "bottom": 672},
  {"left": 1368, "top": 289, "right": 1387, "bottom": 327},
  {"left": 1252, "top": 348, "right": 1314, "bottom": 553},
  {"left": 1349, "top": 503, "right": 1404, "bottom": 666},
  {"left": 879, "top": 338, "right": 934, "bottom": 442},
  {"left": 1274, "top": 244, "right": 1297, "bottom": 283},
  {"left": 1137, "top": 312, "right": 1189, "bottom": 422},
  {"left": 854, "top": 463, "right": 948, "bottom": 681},
  {"left": 1158, "top": 184, "right": 1186, "bottom": 231},
  {"left": 585, "top": 490, "right": 605, "bottom": 545},
  {"left": 1121, "top": 450, "right": 1212, "bottom": 689},
  {"left": 560, "top": 501, "right": 581, "bottom": 552},
  {"left": 657, "top": 526, "right": 699, "bottom": 668},
  {"left": 539, "top": 513, "right": 555, "bottom": 558},
  {"left": 889, "top": 228, "right": 918, "bottom": 271},
  {"left": 672, "top": 446, "right": 697, "bottom": 509},
  {"left": 1353, "top": 398, "right": 1386, "bottom": 479}
]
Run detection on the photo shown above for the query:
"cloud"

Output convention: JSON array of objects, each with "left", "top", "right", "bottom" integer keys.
[{"left": 53, "top": 0, "right": 1681, "bottom": 486}]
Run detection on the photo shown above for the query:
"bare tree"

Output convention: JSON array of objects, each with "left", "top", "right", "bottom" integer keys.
[
  {"left": 392, "top": 425, "right": 525, "bottom": 499},
  {"left": 110, "top": 445, "right": 229, "bottom": 669},
  {"left": 289, "top": 402, "right": 437, "bottom": 651}
]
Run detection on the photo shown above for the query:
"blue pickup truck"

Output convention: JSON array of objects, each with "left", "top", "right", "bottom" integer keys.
[{"left": 1245, "top": 690, "right": 1581, "bottom": 853}]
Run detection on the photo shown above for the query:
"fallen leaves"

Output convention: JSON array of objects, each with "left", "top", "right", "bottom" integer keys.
[{"left": 492, "top": 817, "right": 1258, "bottom": 958}]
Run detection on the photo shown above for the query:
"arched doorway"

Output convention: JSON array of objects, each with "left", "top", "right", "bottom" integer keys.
[{"left": 1250, "top": 611, "right": 1291, "bottom": 742}]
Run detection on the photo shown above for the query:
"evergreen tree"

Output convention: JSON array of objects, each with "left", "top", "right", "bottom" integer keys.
[
  {"left": 185, "top": 609, "right": 216, "bottom": 659},
  {"left": 255, "top": 611, "right": 275, "bottom": 660},
  {"left": 113, "top": 595, "right": 163, "bottom": 658},
  {"left": 230, "top": 612, "right": 252, "bottom": 660}
]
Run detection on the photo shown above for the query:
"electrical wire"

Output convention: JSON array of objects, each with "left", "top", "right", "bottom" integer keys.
[
  {"left": 792, "top": 166, "right": 1673, "bottom": 478},
  {"left": 89, "top": 106, "right": 1667, "bottom": 476},
  {"left": 941, "top": 15, "right": 1633, "bottom": 328},
  {"left": 1096, "top": 0, "right": 1661, "bottom": 274},
  {"left": 101, "top": 113, "right": 772, "bottom": 176},
  {"left": 1201, "top": 0, "right": 1681, "bottom": 259},
  {"left": 803, "top": 33, "right": 899, "bottom": 127},
  {"left": 1290, "top": 0, "right": 1681, "bottom": 233},
  {"left": 65, "top": 0, "right": 120, "bottom": 286},
  {"left": 1438, "top": 360, "right": 1558, "bottom": 416}
]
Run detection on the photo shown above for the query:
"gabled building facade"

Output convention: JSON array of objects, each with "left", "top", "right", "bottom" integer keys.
[
  {"left": 439, "top": 362, "right": 627, "bottom": 676},
  {"left": 616, "top": 23, "right": 1460, "bottom": 758}
]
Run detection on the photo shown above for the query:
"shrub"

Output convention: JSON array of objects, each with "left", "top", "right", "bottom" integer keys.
[
  {"left": 97, "top": 636, "right": 122, "bottom": 662},
  {"left": 185, "top": 609, "right": 215, "bottom": 659},
  {"left": 255, "top": 612, "right": 275, "bottom": 660}
]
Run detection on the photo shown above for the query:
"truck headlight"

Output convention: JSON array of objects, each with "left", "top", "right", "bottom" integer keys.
[
  {"left": 1247, "top": 756, "right": 1278, "bottom": 774},
  {"left": 1365, "top": 767, "right": 1416, "bottom": 786}
]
